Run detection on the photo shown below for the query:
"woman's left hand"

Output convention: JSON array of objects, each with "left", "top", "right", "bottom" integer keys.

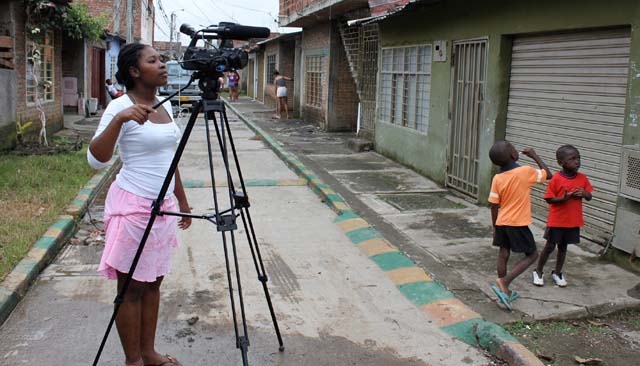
[{"left": 178, "top": 202, "right": 192, "bottom": 230}]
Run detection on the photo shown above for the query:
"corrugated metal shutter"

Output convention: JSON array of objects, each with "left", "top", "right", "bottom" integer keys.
[{"left": 505, "top": 28, "right": 631, "bottom": 243}]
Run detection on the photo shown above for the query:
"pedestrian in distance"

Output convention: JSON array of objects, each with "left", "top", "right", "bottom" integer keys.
[
  {"left": 106, "top": 78, "right": 124, "bottom": 99},
  {"left": 227, "top": 69, "right": 240, "bottom": 102},
  {"left": 488, "top": 140, "right": 551, "bottom": 311},
  {"left": 88, "top": 43, "right": 191, "bottom": 366},
  {"left": 273, "top": 70, "right": 292, "bottom": 119},
  {"left": 533, "top": 145, "right": 593, "bottom": 287}
]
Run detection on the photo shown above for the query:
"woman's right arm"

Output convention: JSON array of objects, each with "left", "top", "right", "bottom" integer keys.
[
  {"left": 88, "top": 104, "right": 155, "bottom": 168},
  {"left": 89, "top": 114, "right": 126, "bottom": 164}
]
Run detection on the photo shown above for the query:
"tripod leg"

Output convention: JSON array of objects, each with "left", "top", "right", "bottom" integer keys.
[
  {"left": 218, "top": 105, "right": 285, "bottom": 351},
  {"left": 93, "top": 102, "right": 203, "bottom": 365},
  {"left": 239, "top": 209, "right": 285, "bottom": 351},
  {"left": 207, "top": 104, "right": 253, "bottom": 363}
]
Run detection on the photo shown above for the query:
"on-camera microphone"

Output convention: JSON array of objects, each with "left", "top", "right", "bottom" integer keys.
[
  {"left": 180, "top": 23, "right": 196, "bottom": 37},
  {"left": 217, "top": 24, "right": 270, "bottom": 40}
]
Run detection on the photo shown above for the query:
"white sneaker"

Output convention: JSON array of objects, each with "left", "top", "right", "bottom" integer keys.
[
  {"left": 552, "top": 271, "right": 567, "bottom": 287},
  {"left": 532, "top": 271, "right": 544, "bottom": 286}
]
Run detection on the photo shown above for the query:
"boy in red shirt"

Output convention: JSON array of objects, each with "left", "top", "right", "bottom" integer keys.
[
  {"left": 533, "top": 145, "right": 593, "bottom": 287},
  {"left": 488, "top": 140, "right": 551, "bottom": 310}
]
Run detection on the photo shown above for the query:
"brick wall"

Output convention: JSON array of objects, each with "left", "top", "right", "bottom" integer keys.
[
  {"left": 301, "top": 22, "right": 330, "bottom": 127},
  {"left": 328, "top": 23, "right": 358, "bottom": 132},
  {"left": 280, "top": 0, "right": 323, "bottom": 17},
  {"left": 257, "top": 51, "right": 265, "bottom": 102},
  {"left": 13, "top": 3, "right": 63, "bottom": 141},
  {"left": 82, "top": 0, "right": 152, "bottom": 42},
  {"left": 278, "top": 37, "right": 297, "bottom": 116},
  {"left": 263, "top": 42, "right": 279, "bottom": 109}
]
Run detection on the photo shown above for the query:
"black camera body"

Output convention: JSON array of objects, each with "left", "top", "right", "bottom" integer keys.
[{"left": 181, "top": 46, "right": 248, "bottom": 73}]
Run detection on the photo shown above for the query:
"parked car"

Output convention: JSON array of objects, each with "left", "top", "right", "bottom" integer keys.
[{"left": 158, "top": 61, "right": 200, "bottom": 113}]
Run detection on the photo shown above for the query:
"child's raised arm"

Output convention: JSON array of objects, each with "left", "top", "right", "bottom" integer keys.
[{"left": 521, "top": 147, "right": 551, "bottom": 180}]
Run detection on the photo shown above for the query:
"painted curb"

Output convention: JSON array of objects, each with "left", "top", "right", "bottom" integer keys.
[
  {"left": 0, "top": 156, "right": 121, "bottom": 326},
  {"left": 225, "top": 100, "right": 544, "bottom": 366}
]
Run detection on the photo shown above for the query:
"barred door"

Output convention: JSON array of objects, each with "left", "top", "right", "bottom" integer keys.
[{"left": 447, "top": 40, "right": 487, "bottom": 199}]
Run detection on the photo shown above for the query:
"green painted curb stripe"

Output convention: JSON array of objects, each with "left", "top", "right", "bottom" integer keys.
[
  {"left": 398, "top": 281, "right": 454, "bottom": 306},
  {"left": 51, "top": 218, "right": 73, "bottom": 231},
  {"left": 345, "top": 227, "right": 382, "bottom": 244},
  {"left": 33, "top": 236, "right": 57, "bottom": 251},
  {"left": 79, "top": 188, "right": 93, "bottom": 195},
  {"left": 370, "top": 251, "right": 415, "bottom": 271},
  {"left": 441, "top": 318, "right": 517, "bottom": 352},
  {"left": 0, "top": 288, "right": 18, "bottom": 324},
  {"left": 325, "top": 193, "right": 344, "bottom": 203},
  {"left": 334, "top": 210, "right": 360, "bottom": 223}
]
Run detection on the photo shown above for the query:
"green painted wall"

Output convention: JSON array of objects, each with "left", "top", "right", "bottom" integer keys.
[{"left": 376, "top": 0, "right": 640, "bottom": 202}]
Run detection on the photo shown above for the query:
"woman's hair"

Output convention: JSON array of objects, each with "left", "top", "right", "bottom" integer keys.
[
  {"left": 115, "top": 43, "right": 149, "bottom": 90},
  {"left": 273, "top": 70, "right": 280, "bottom": 75}
]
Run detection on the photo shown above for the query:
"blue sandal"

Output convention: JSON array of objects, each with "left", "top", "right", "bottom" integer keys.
[
  {"left": 491, "top": 285, "right": 513, "bottom": 311},
  {"left": 509, "top": 290, "right": 520, "bottom": 302}
]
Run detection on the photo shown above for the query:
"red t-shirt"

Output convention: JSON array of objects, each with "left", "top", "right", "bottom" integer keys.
[{"left": 544, "top": 172, "right": 593, "bottom": 227}]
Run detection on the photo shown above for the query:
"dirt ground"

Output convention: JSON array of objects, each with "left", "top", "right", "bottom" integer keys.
[{"left": 505, "top": 309, "right": 640, "bottom": 365}]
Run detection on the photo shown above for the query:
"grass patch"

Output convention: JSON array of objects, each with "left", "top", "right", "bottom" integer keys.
[
  {"left": 0, "top": 145, "right": 95, "bottom": 280},
  {"left": 504, "top": 320, "right": 581, "bottom": 338}
]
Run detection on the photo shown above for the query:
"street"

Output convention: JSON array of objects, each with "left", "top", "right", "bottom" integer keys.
[{"left": 0, "top": 112, "right": 491, "bottom": 365}]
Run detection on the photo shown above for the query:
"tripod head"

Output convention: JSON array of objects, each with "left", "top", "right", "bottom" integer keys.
[{"left": 194, "top": 70, "right": 224, "bottom": 101}]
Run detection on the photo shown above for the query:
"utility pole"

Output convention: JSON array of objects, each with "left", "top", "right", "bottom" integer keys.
[
  {"left": 113, "top": 0, "right": 121, "bottom": 36},
  {"left": 169, "top": 12, "right": 176, "bottom": 59},
  {"left": 126, "top": 0, "right": 134, "bottom": 43}
]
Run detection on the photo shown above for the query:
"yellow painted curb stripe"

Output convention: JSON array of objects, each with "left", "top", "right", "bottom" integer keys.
[
  {"left": 43, "top": 228, "right": 63, "bottom": 238},
  {"left": 386, "top": 267, "right": 432, "bottom": 285},
  {"left": 421, "top": 298, "right": 481, "bottom": 327},
  {"left": 333, "top": 202, "right": 349, "bottom": 211},
  {"left": 337, "top": 218, "right": 369, "bottom": 232},
  {"left": 357, "top": 238, "right": 397, "bottom": 257}
]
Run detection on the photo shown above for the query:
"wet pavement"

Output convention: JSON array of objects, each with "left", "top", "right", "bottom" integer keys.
[
  {"left": 0, "top": 109, "right": 495, "bottom": 365},
  {"left": 227, "top": 97, "right": 640, "bottom": 324}
]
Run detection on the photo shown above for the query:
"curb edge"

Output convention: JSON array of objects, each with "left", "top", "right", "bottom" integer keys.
[
  {"left": 225, "top": 99, "right": 544, "bottom": 366},
  {"left": 0, "top": 156, "right": 121, "bottom": 326}
]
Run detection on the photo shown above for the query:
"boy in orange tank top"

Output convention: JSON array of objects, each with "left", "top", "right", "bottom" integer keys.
[
  {"left": 533, "top": 145, "right": 593, "bottom": 288},
  {"left": 488, "top": 140, "right": 551, "bottom": 310}
]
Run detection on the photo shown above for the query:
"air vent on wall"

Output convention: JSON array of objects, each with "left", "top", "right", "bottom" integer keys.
[{"left": 620, "top": 145, "right": 640, "bottom": 202}]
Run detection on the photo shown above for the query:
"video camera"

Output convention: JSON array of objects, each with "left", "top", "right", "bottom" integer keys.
[{"left": 180, "top": 22, "right": 270, "bottom": 75}]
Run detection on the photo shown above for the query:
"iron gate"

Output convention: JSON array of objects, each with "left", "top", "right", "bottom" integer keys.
[{"left": 447, "top": 39, "right": 488, "bottom": 199}]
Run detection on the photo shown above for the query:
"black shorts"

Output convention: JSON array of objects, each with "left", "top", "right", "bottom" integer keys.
[
  {"left": 544, "top": 227, "right": 580, "bottom": 249},
  {"left": 493, "top": 226, "right": 537, "bottom": 254}
]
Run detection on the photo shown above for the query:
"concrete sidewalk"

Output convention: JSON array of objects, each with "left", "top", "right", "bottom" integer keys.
[
  {"left": 0, "top": 107, "right": 494, "bottom": 365},
  {"left": 225, "top": 96, "right": 640, "bottom": 324}
]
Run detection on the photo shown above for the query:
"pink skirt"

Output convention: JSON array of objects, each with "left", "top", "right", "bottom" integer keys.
[{"left": 98, "top": 182, "right": 179, "bottom": 282}]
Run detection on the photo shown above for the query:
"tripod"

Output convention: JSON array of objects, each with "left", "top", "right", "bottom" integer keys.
[{"left": 93, "top": 74, "right": 284, "bottom": 366}]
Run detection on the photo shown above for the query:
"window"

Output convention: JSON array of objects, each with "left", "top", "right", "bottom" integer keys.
[
  {"left": 266, "top": 54, "right": 276, "bottom": 84},
  {"left": 26, "top": 31, "right": 55, "bottom": 104},
  {"left": 110, "top": 55, "right": 117, "bottom": 81},
  {"left": 305, "top": 55, "right": 323, "bottom": 107},
  {"left": 378, "top": 45, "right": 431, "bottom": 133}
]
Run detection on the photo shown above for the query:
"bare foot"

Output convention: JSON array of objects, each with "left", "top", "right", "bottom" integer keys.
[
  {"left": 496, "top": 278, "right": 511, "bottom": 297},
  {"left": 125, "top": 358, "right": 143, "bottom": 366}
]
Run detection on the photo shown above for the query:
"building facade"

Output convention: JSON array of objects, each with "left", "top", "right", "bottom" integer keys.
[
  {"left": 374, "top": 0, "right": 640, "bottom": 251},
  {"left": 0, "top": 0, "right": 65, "bottom": 149},
  {"left": 279, "top": 0, "right": 367, "bottom": 132}
]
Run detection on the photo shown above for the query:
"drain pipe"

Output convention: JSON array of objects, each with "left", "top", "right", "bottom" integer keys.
[{"left": 356, "top": 102, "right": 361, "bottom": 135}]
